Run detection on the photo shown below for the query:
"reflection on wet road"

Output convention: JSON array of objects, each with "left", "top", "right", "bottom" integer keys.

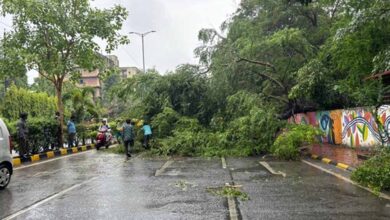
[{"left": 0, "top": 151, "right": 389, "bottom": 219}]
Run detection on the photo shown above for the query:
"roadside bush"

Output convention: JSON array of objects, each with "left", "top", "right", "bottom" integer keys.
[
  {"left": 1, "top": 85, "right": 57, "bottom": 121},
  {"left": 9, "top": 117, "right": 58, "bottom": 153},
  {"left": 351, "top": 148, "right": 390, "bottom": 192},
  {"left": 271, "top": 124, "right": 322, "bottom": 160},
  {"left": 77, "top": 123, "right": 100, "bottom": 145}
]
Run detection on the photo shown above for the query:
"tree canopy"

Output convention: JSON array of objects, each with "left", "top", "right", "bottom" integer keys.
[{"left": 1, "top": 0, "right": 128, "bottom": 145}]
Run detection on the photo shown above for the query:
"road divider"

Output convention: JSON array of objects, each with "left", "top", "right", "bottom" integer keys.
[
  {"left": 310, "top": 154, "right": 355, "bottom": 172},
  {"left": 47, "top": 151, "right": 55, "bottom": 158},
  {"left": 12, "top": 144, "right": 96, "bottom": 167}
]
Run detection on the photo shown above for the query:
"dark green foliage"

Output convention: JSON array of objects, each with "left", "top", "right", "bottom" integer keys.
[
  {"left": 226, "top": 106, "right": 283, "bottom": 155},
  {"left": 151, "top": 107, "right": 180, "bottom": 138},
  {"left": 8, "top": 117, "right": 58, "bottom": 153},
  {"left": 351, "top": 148, "right": 390, "bottom": 192},
  {"left": 271, "top": 124, "right": 322, "bottom": 160},
  {"left": 225, "top": 91, "right": 264, "bottom": 120}
]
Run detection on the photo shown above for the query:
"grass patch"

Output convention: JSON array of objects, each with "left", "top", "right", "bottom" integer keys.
[{"left": 207, "top": 185, "right": 249, "bottom": 201}]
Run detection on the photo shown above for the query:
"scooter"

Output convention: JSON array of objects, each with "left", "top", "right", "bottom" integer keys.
[{"left": 96, "top": 128, "right": 112, "bottom": 150}]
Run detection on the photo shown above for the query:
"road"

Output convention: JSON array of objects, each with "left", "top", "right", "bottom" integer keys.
[{"left": 0, "top": 150, "right": 389, "bottom": 220}]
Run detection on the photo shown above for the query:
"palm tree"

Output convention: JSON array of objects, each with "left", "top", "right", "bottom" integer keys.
[
  {"left": 63, "top": 87, "right": 100, "bottom": 145},
  {"left": 63, "top": 87, "right": 99, "bottom": 122}
]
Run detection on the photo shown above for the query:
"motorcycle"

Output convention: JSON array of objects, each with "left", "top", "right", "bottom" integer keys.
[{"left": 95, "top": 128, "right": 112, "bottom": 150}]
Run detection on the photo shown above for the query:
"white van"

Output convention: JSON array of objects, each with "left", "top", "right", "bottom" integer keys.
[{"left": 0, "top": 118, "right": 12, "bottom": 189}]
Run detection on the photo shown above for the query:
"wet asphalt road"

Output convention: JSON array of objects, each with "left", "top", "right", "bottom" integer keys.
[{"left": 0, "top": 150, "right": 389, "bottom": 220}]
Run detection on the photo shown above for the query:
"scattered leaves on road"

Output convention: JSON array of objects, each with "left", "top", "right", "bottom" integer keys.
[{"left": 207, "top": 185, "right": 249, "bottom": 201}]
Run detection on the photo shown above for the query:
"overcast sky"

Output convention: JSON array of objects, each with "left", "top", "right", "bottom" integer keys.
[
  {"left": 0, "top": 0, "right": 240, "bottom": 84},
  {"left": 94, "top": 0, "right": 239, "bottom": 73}
]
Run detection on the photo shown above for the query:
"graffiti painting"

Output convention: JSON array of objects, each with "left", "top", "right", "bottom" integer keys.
[
  {"left": 316, "top": 111, "right": 334, "bottom": 144},
  {"left": 289, "top": 106, "right": 390, "bottom": 148}
]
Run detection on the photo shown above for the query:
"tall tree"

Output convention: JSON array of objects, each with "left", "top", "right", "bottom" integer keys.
[
  {"left": 196, "top": 0, "right": 339, "bottom": 118},
  {"left": 1, "top": 0, "right": 128, "bottom": 147}
]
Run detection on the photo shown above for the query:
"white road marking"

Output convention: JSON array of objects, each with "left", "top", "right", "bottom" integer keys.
[
  {"left": 302, "top": 159, "right": 390, "bottom": 201},
  {"left": 3, "top": 177, "right": 98, "bottom": 220},
  {"left": 155, "top": 160, "right": 174, "bottom": 176},
  {"left": 14, "top": 150, "right": 93, "bottom": 170},
  {"left": 221, "top": 157, "right": 227, "bottom": 169},
  {"left": 259, "top": 161, "right": 286, "bottom": 177},
  {"left": 227, "top": 196, "right": 239, "bottom": 220}
]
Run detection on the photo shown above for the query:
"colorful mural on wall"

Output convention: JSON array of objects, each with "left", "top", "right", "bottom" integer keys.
[
  {"left": 342, "top": 109, "right": 379, "bottom": 147},
  {"left": 289, "top": 105, "right": 390, "bottom": 148},
  {"left": 330, "top": 110, "right": 342, "bottom": 145},
  {"left": 316, "top": 111, "right": 334, "bottom": 144}
]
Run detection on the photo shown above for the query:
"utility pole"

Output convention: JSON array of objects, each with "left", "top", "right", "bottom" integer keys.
[{"left": 129, "top": 31, "right": 156, "bottom": 73}]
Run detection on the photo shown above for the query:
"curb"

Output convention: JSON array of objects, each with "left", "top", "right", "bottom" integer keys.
[
  {"left": 12, "top": 144, "right": 96, "bottom": 167},
  {"left": 309, "top": 153, "right": 356, "bottom": 172}
]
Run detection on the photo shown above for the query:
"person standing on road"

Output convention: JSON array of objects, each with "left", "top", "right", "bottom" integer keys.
[
  {"left": 122, "top": 119, "right": 135, "bottom": 158},
  {"left": 54, "top": 111, "right": 62, "bottom": 149},
  {"left": 141, "top": 121, "right": 152, "bottom": 149},
  {"left": 67, "top": 116, "right": 76, "bottom": 148},
  {"left": 16, "top": 112, "right": 29, "bottom": 158}
]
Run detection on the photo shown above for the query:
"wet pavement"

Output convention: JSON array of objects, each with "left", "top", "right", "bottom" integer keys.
[{"left": 0, "top": 150, "right": 389, "bottom": 219}]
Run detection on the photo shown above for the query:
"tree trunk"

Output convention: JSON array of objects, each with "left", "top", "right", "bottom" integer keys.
[{"left": 55, "top": 82, "right": 64, "bottom": 148}]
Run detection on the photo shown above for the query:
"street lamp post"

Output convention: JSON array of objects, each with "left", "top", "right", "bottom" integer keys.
[{"left": 129, "top": 30, "right": 156, "bottom": 73}]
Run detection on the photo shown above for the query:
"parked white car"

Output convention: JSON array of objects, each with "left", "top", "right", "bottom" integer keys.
[{"left": 0, "top": 118, "right": 13, "bottom": 190}]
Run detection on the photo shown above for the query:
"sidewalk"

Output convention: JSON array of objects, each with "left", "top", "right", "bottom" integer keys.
[{"left": 310, "top": 144, "right": 372, "bottom": 167}]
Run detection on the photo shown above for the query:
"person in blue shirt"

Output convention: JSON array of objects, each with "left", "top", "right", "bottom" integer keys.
[
  {"left": 142, "top": 122, "right": 152, "bottom": 149},
  {"left": 67, "top": 116, "right": 76, "bottom": 148}
]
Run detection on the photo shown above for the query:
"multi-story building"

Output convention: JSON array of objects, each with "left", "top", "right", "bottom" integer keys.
[
  {"left": 78, "top": 69, "right": 102, "bottom": 98},
  {"left": 78, "top": 55, "right": 120, "bottom": 99},
  {"left": 120, "top": 67, "right": 140, "bottom": 79}
]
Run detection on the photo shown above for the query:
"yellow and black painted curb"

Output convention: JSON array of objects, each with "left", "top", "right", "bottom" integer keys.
[
  {"left": 12, "top": 144, "right": 96, "bottom": 167},
  {"left": 309, "top": 154, "right": 356, "bottom": 172}
]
